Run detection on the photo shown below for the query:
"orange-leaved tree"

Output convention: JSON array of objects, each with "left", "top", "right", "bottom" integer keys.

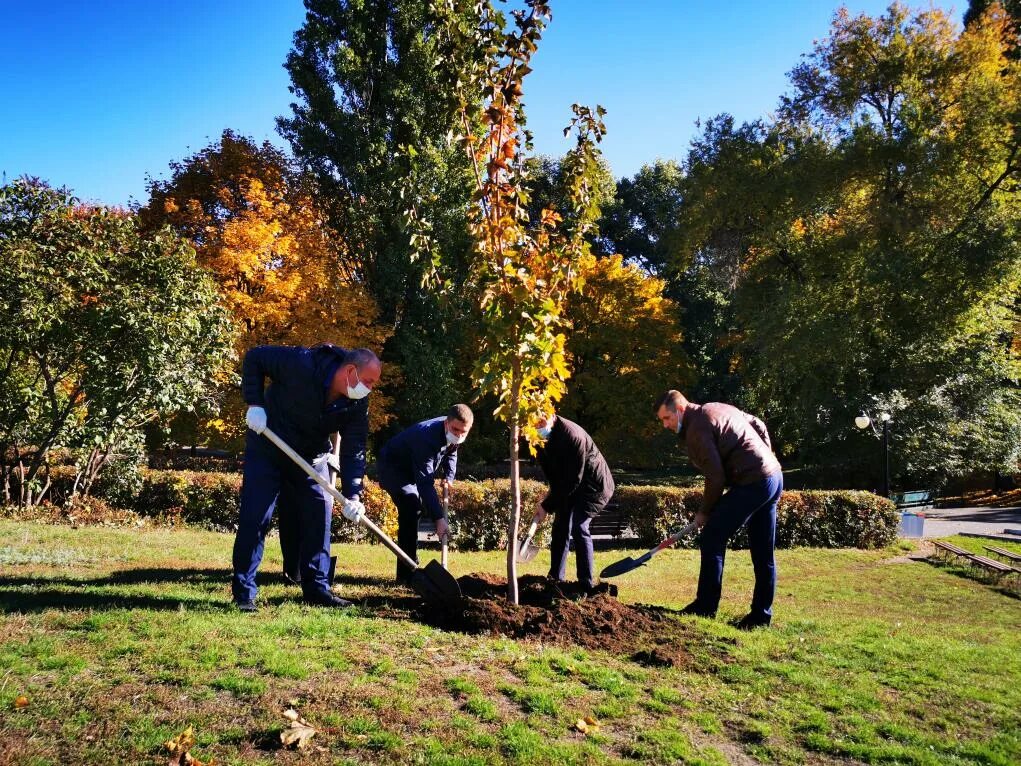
[
  {"left": 430, "top": 0, "right": 606, "bottom": 602},
  {"left": 141, "top": 130, "right": 392, "bottom": 445}
]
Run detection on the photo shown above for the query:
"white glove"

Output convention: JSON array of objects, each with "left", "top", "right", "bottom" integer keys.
[
  {"left": 246, "top": 406, "right": 267, "bottom": 434},
  {"left": 340, "top": 496, "right": 365, "bottom": 523}
]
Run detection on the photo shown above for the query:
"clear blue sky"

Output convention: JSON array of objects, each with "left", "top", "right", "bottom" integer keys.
[{"left": 2, "top": 1, "right": 961, "bottom": 207}]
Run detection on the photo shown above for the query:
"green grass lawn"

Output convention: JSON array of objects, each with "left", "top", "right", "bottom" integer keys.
[{"left": 1, "top": 521, "right": 1019, "bottom": 765}]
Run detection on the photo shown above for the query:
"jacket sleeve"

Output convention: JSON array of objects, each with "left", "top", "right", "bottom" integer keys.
[
  {"left": 413, "top": 440, "right": 445, "bottom": 520},
  {"left": 687, "top": 424, "right": 725, "bottom": 515},
  {"left": 745, "top": 413, "right": 772, "bottom": 451},
  {"left": 241, "top": 345, "right": 300, "bottom": 406},
  {"left": 339, "top": 399, "right": 369, "bottom": 498},
  {"left": 540, "top": 427, "right": 586, "bottom": 513}
]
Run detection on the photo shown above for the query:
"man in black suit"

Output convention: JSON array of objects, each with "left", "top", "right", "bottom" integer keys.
[{"left": 531, "top": 409, "right": 615, "bottom": 591}]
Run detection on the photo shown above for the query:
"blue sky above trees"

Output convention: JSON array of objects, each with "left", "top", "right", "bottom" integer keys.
[{"left": 2, "top": 0, "right": 959, "bottom": 206}]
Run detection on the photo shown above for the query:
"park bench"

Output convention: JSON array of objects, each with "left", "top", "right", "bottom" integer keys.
[
  {"left": 893, "top": 489, "right": 934, "bottom": 510},
  {"left": 590, "top": 502, "right": 630, "bottom": 541},
  {"left": 932, "top": 540, "right": 970, "bottom": 560},
  {"left": 984, "top": 545, "right": 1021, "bottom": 566},
  {"left": 933, "top": 540, "right": 1018, "bottom": 584}
]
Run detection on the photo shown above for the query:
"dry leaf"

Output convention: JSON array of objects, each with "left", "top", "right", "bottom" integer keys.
[
  {"left": 164, "top": 726, "right": 195, "bottom": 755},
  {"left": 14, "top": 695, "right": 29, "bottom": 709},
  {"left": 583, "top": 715, "right": 600, "bottom": 726},
  {"left": 280, "top": 722, "right": 316, "bottom": 749},
  {"left": 282, "top": 708, "right": 300, "bottom": 721},
  {"left": 573, "top": 719, "right": 588, "bottom": 733}
]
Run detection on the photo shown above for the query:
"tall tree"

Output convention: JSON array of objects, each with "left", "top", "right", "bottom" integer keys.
[
  {"left": 736, "top": 3, "right": 1021, "bottom": 486},
  {"left": 278, "top": 0, "right": 477, "bottom": 428}
]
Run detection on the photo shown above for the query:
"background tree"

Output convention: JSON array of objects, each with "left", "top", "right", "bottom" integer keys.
[
  {"left": 278, "top": 0, "right": 478, "bottom": 434},
  {"left": 140, "top": 131, "right": 391, "bottom": 446},
  {"left": 0, "top": 179, "right": 233, "bottom": 506},
  {"left": 732, "top": 3, "right": 1021, "bottom": 487},
  {"left": 560, "top": 253, "right": 692, "bottom": 467}
]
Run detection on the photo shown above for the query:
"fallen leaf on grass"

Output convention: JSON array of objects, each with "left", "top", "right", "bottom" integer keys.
[
  {"left": 164, "top": 726, "right": 215, "bottom": 765},
  {"left": 574, "top": 715, "right": 601, "bottom": 735},
  {"left": 281, "top": 722, "right": 316, "bottom": 749},
  {"left": 14, "top": 695, "right": 29, "bottom": 709},
  {"left": 164, "top": 726, "right": 195, "bottom": 755},
  {"left": 280, "top": 709, "right": 316, "bottom": 750}
]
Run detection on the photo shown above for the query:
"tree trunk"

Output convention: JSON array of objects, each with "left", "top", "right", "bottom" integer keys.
[{"left": 507, "top": 361, "right": 522, "bottom": 604}]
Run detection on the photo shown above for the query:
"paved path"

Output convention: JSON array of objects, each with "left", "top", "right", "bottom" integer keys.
[{"left": 915, "top": 505, "right": 1021, "bottom": 539}]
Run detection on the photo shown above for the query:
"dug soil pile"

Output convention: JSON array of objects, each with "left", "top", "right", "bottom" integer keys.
[{"left": 422, "top": 573, "right": 704, "bottom": 666}]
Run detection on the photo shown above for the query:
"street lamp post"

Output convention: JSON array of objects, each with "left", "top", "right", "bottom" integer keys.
[{"left": 855, "top": 411, "right": 892, "bottom": 498}]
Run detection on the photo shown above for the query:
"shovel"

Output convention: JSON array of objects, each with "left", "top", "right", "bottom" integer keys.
[
  {"left": 516, "top": 516, "right": 541, "bottom": 563},
  {"left": 261, "top": 426, "right": 462, "bottom": 610},
  {"left": 599, "top": 521, "right": 699, "bottom": 579},
  {"left": 440, "top": 481, "right": 450, "bottom": 570}
]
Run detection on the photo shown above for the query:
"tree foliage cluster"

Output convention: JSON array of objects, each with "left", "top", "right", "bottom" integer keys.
[{"left": 0, "top": 180, "right": 233, "bottom": 507}]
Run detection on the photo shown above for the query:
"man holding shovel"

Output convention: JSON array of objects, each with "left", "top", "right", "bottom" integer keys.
[
  {"left": 376, "top": 405, "right": 473, "bottom": 585},
  {"left": 531, "top": 410, "right": 615, "bottom": 594},
  {"left": 232, "top": 344, "right": 381, "bottom": 612},
  {"left": 654, "top": 390, "right": 782, "bottom": 629}
]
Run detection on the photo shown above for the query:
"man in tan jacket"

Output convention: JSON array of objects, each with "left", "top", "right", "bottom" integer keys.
[{"left": 655, "top": 390, "right": 783, "bottom": 629}]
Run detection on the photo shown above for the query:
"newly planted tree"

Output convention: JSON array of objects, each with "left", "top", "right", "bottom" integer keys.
[{"left": 431, "top": 0, "right": 605, "bottom": 602}]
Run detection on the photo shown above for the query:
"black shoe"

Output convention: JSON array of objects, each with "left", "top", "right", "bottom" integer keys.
[
  {"left": 282, "top": 570, "right": 301, "bottom": 586},
  {"left": 679, "top": 600, "right": 716, "bottom": 618},
  {"left": 734, "top": 613, "right": 771, "bottom": 630},
  {"left": 235, "top": 599, "right": 258, "bottom": 613},
  {"left": 303, "top": 590, "right": 353, "bottom": 608}
]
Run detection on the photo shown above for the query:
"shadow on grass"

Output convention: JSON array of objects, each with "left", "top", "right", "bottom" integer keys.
[{"left": 0, "top": 567, "right": 425, "bottom": 615}]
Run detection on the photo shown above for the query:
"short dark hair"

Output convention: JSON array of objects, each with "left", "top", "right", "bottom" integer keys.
[
  {"left": 343, "top": 348, "right": 380, "bottom": 370},
  {"left": 654, "top": 390, "right": 686, "bottom": 414},
  {"left": 447, "top": 403, "right": 473, "bottom": 427}
]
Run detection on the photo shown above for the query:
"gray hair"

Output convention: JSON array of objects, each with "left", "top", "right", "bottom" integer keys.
[{"left": 343, "top": 348, "right": 380, "bottom": 370}]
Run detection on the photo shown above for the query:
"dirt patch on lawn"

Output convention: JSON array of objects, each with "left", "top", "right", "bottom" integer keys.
[{"left": 421, "top": 573, "right": 704, "bottom": 667}]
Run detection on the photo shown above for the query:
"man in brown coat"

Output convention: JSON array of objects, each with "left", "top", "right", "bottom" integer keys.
[{"left": 655, "top": 390, "right": 783, "bottom": 628}]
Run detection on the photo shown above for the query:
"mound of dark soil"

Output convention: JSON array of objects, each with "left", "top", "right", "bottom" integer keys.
[{"left": 422, "top": 573, "right": 700, "bottom": 666}]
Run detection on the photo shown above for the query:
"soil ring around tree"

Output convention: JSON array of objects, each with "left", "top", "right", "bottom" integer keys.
[{"left": 417, "top": 573, "right": 731, "bottom": 669}]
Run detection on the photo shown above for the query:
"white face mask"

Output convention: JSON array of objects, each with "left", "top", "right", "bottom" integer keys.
[
  {"left": 675, "top": 411, "right": 682, "bottom": 433},
  {"left": 446, "top": 429, "right": 466, "bottom": 446},
  {"left": 346, "top": 369, "right": 371, "bottom": 400}
]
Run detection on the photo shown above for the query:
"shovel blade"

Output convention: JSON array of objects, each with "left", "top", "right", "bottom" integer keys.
[
  {"left": 599, "top": 552, "right": 650, "bottom": 579},
  {"left": 516, "top": 542, "right": 540, "bottom": 563},
  {"left": 411, "top": 559, "right": 463, "bottom": 610}
]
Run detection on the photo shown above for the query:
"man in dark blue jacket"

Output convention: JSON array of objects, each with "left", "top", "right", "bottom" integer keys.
[
  {"left": 231, "top": 344, "right": 381, "bottom": 611},
  {"left": 377, "top": 405, "right": 473, "bottom": 584}
]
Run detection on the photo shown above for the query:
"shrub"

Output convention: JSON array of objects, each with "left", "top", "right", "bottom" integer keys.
[
  {"left": 6, "top": 468, "right": 899, "bottom": 550},
  {"left": 613, "top": 484, "right": 899, "bottom": 549}
]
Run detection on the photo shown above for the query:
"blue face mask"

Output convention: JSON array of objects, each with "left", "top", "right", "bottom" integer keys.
[{"left": 537, "top": 424, "right": 552, "bottom": 439}]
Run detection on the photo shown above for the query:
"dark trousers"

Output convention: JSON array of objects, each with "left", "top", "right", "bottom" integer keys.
[
  {"left": 231, "top": 432, "right": 334, "bottom": 602},
  {"left": 387, "top": 488, "right": 424, "bottom": 582},
  {"left": 549, "top": 505, "right": 596, "bottom": 589},
  {"left": 694, "top": 472, "right": 783, "bottom": 618}
]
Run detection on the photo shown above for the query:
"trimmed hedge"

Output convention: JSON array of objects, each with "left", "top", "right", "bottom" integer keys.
[
  {"left": 9, "top": 469, "right": 899, "bottom": 550},
  {"left": 617, "top": 485, "right": 899, "bottom": 549}
]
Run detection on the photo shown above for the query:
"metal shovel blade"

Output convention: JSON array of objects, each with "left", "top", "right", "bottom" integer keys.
[
  {"left": 515, "top": 519, "right": 540, "bottom": 563},
  {"left": 516, "top": 540, "right": 540, "bottom": 563},
  {"left": 599, "top": 551, "right": 652, "bottom": 579},
  {"left": 410, "top": 559, "right": 463, "bottom": 610}
]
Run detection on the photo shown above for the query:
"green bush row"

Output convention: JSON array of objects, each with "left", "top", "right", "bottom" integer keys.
[{"left": 20, "top": 468, "right": 898, "bottom": 550}]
